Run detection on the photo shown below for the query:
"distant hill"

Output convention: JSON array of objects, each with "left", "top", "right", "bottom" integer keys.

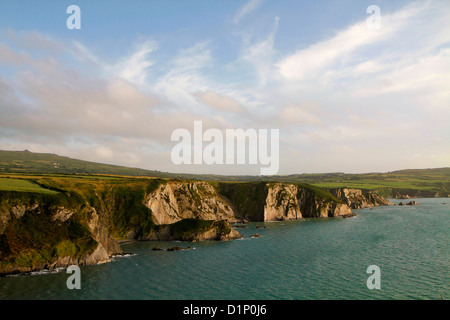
[
  {"left": 0, "top": 150, "right": 449, "bottom": 197},
  {"left": 0, "top": 150, "right": 173, "bottom": 177}
]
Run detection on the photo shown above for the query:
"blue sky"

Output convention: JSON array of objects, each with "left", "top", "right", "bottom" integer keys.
[{"left": 0, "top": 0, "right": 449, "bottom": 174}]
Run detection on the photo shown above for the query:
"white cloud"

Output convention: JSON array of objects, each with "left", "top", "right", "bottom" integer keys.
[
  {"left": 276, "top": 2, "right": 426, "bottom": 81},
  {"left": 233, "top": 0, "right": 264, "bottom": 24},
  {"left": 2, "top": 29, "right": 66, "bottom": 53},
  {"left": 115, "top": 41, "right": 156, "bottom": 86},
  {"left": 241, "top": 16, "right": 280, "bottom": 86},
  {"left": 194, "top": 91, "right": 246, "bottom": 114},
  {"left": 153, "top": 42, "right": 213, "bottom": 110},
  {"left": 279, "top": 104, "right": 322, "bottom": 126}
]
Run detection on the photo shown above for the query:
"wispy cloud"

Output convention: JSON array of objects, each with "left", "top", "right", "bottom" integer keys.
[
  {"left": 194, "top": 91, "right": 247, "bottom": 114},
  {"left": 233, "top": 0, "right": 264, "bottom": 24},
  {"left": 241, "top": 16, "right": 279, "bottom": 86},
  {"left": 116, "top": 41, "right": 157, "bottom": 86},
  {"left": 153, "top": 42, "right": 213, "bottom": 111},
  {"left": 276, "top": 2, "right": 427, "bottom": 81}
]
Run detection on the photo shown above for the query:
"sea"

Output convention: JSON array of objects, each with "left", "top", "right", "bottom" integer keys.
[{"left": 0, "top": 198, "right": 448, "bottom": 300}]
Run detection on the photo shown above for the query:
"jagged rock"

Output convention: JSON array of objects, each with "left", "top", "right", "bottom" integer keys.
[
  {"left": 51, "top": 206, "right": 75, "bottom": 222},
  {"left": 151, "top": 247, "right": 163, "bottom": 251},
  {"left": 263, "top": 183, "right": 353, "bottom": 221},
  {"left": 145, "top": 181, "right": 238, "bottom": 225},
  {"left": 399, "top": 202, "right": 405, "bottom": 206},
  {"left": 232, "top": 224, "right": 247, "bottom": 229},
  {"left": 84, "top": 245, "right": 111, "bottom": 265},
  {"left": 264, "top": 184, "right": 302, "bottom": 220},
  {"left": 88, "top": 207, "right": 122, "bottom": 256},
  {"left": 147, "top": 219, "right": 242, "bottom": 242},
  {"left": 167, "top": 246, "right": 183, "bottom": 251},
  {"left": 329, "top": 188, "right": 394, "bottom": 209},
  {"left": 11, "top": 204, "right": 38, "bottom": 219},
  {"left": 406, "top": 201, "right": 418, "bottom": 206},
  {"left": 250, "top": 234, "right": 262, "bottom": 238}
]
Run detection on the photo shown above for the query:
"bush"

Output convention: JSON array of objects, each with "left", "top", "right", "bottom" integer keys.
[
  {"left": 56, "top": 240, "right": 77, "bottom": 257},
  {"left": 15, "top": 250, "right": 46, "bottom": 268}
]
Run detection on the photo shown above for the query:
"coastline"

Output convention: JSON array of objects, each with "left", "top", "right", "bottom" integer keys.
[{"left": 0, "top": 176, "right": 438, "bottom": 277}]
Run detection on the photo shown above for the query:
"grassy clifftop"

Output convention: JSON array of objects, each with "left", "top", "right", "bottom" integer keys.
[{"left": 1, "top": 150, "right": 448, "bottom": 197}]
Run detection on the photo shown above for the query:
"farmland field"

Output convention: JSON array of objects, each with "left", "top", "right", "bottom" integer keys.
[{"left": 0, "top": 177, "right": 58, "bottom": 194}]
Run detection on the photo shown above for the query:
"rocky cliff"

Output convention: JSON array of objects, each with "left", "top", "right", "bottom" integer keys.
[
  {"left": 0, "top": 180, "right": 243, "bottom": 275},
  {"left": 0, "top": 179, "right": 393, "bottom": 275},
  {"left": 0, "top": 192, "right": 122, "bottom": 275},
  {"left": 328, "top": 188, "right": 394, "bottom": 209},
  {"left": 145, "top": 181, "right": 355, "bottom": 223},
  {"left": 145, "top": 181, "right": 237, "bottom": 225},
  {"left": 263, "top": 183, "right": 353, "bottom": 220},
  {"left": 218, "top": 182, "right": 354, "bottom": 221}
]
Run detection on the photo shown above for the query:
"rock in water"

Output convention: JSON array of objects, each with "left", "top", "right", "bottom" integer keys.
[{"left": 167, "top": 246, "right": 183, "bottom": 251}]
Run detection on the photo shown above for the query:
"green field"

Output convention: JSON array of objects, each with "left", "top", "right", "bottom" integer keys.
[{"left": 0, "top": 177, "right": 58, "bottom": 194}]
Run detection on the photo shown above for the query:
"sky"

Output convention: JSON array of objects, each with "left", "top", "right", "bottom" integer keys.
[{"left": 0, "top": 0, "right": 449, "bottom": 175}]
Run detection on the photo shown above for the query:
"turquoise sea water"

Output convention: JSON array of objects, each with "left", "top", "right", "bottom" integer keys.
[{"left": 0, "top": 198, "right": 448, "bottom": 300}]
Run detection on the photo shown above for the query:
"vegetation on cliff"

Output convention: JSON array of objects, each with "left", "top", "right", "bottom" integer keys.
[
  {"left": 0, "top": 176, "right": 165, "bottom": 274},
  {"left": 0, "top": 190, "right": 97, "bottom": 273},
  {"left": 215, "top": 181, "right": 345, "bottom": 221},
  {"left": 1, "top": 150, "right": 448, "bottom": 198},
  {"left": 215, "top": 182, "right": 268, "bottom": 221}
]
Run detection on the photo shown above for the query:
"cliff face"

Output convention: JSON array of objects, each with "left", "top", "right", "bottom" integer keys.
[
  {"left": 216, "top": 182, "right": 353, "bottom": 221},
  {"left": 145, "top": 182, "right": 354, "bottom": 223},
  {"left": 0, "top": 181, "right": 243, "bottom": 275},
  {"left": 0, "top": 194, "right": 122, "bottom": 275},
  {"left": 0, "top": 180, "right": 393, "bottom": 275},
  {"left": 328, "top": 188, "right": 394, "bottom": 209},
  {"left": 145, "top": 182, "right": 237, "bottom": 225},
  {"left": 264, "top": 183, "right": 353, "bottom": 220},
  {"left": 264, "top": 184, "right": 302, "bottom": 220}
]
